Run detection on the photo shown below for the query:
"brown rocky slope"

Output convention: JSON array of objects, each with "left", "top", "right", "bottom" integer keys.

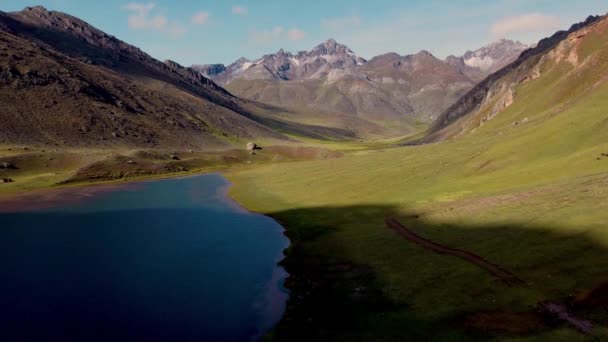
[{"left": 0, "top": 6, "right": 285, "bottom": 149}]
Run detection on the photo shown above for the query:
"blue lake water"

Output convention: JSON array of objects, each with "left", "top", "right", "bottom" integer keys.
[{"left": 0, "top": 174, "right": 289, "bottom": 341}]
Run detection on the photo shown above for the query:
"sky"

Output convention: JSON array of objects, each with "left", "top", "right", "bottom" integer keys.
[{"left": 1, "top": 0, "right": 607, "bottom": 66}]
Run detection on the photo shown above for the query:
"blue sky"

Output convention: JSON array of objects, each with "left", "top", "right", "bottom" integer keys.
[{"left": 1, "top": 1, "right": 606, "bottom": 66}]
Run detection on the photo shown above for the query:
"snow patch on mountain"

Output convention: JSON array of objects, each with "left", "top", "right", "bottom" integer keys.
[
  {"left": 239, "top": 62, "right": 253, "bottom": 72},
  {"left": 464, "top": 55, "right": 496, "bottom": 71}
]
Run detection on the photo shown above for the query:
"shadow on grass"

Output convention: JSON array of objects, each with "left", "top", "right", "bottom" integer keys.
[{"left": 268, "top": 204, "right": 608, "bottom": 341}]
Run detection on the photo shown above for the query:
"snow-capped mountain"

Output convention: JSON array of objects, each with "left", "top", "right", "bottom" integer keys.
[
  {"left": 463, "top": 39, "right": 528, "bottom": 72},
  {"left": 198, "top": 39, "right": 367, "bottom": 84},
  {"left": 193, "top": 39, "right": 529, "bottom": 123},
  {"left": 445, "top": 39, "right": 528, "bottom": 81}
]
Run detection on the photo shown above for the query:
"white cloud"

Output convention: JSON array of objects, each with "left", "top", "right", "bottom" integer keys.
[
  {"left": 168, "top": 24, "right": 187, "bottom": 38},
  {"left": 250, "top": 26, "right": 308, "bottom": 44},
  {"left": 232, "top": 5, "right": 248, "bottom": 15},
  {"left": 124, "top": 2, "right": 155, "bottom": 14},
  {"left": 491, "top": 13, "right": 562, "bottom": 38},
  {"left": 124, "top": 2, "right": 166, "bottom": 30},
  {"left": 123, "top": 2, "right": 187, "bottom": 38},
  {"left": 191, "top": 11, "right": 210, "bottom": 25},
  {"left": 287, "top": 28, "right": 306, "bottom": 41},
  {"left": 321, "top": 15, "right": 361, "bottom": 31},
  {"left": 250, "top": 26, "right": 284, "bottom": 44},
  {"left": 321, "top": 2, "right": 542, "bottom": 60}
]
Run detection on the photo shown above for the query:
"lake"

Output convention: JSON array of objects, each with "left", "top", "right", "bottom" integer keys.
[{"left": 0, "top": 174, "right": 290, "bottom": 341}]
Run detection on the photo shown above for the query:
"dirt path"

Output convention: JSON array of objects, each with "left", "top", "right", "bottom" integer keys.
[
  {"left": 385, "top": 217, "right": 596, "bottom": 334},
  {"left": 385, "top": 217, "right": 526, "bottom": 287},
  {"left": 541, "top": 303, "right": 593, "bottom": 334}
]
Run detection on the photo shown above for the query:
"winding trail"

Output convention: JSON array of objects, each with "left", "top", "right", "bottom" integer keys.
[
  {"left": 541, "top": 303, "right": 593, "bottom": 334},
  {"left": 385, "top": 217, "right": 595, "bottom": 334},
  {"left": 385, "top": 217, "right": 526, "bottom": 287}
]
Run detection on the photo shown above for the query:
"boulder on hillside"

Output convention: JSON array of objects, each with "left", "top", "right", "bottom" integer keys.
[
  {"left": 246, "top": 142, "right": 259, "bottom": 151},
  {"left": 0, "top": 162, "right": 16, "bottom": 169}
]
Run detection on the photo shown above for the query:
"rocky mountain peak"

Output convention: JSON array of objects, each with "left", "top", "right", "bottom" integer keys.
[
  {"left": 24, "top": 5, "right": 49, "bottom": 13},
  {"left": 462, "top": 39, "right": 528, "bottom": 72},
  {"left": 311, "top": 38, "right": 354, "bottom": 57},
  {"left": 415, "top": 50, "right": 435, "bottom": 58},
  {"left": 276, "top": 48, "right": 290, "bottom": 56},
  {"left": 8, "top": 5, "right": 126, "bottom": 60},
  {"left": 464, "top": 39, "right": 527, "bottom": 59},
  {"left": 201, "top": 38, "right": 367, "bottom": 83},
  {"left": 16, "top": 5, "right": 99, "bottom": 34},
  {"left": 444, "top": 55, "right": 463, "bottom": 64}
]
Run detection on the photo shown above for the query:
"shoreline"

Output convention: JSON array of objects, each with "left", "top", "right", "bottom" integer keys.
[
  {"left": 0, "top": 169, "right": 221, "bottom": 212},
  {"left": 222, "top": 178, "right": 296, "bottom": 340},
  {"left": 0, "top": 154, "right": 255, "bottom": 210}
]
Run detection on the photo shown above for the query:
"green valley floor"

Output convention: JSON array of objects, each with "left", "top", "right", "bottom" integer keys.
[{"left": 226, "top": 77, "right": 608, "bottom": 340}]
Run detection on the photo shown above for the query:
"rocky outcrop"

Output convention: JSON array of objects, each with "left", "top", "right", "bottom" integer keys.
[
  {"left": 192, "top": 64, "right": 227, "bottom": 77},
  {"left": 246, "top": 142, "right": 258, "bottom": 151},
  {"left": 0, "top": 161, "right": 16, "bottom": 169}
]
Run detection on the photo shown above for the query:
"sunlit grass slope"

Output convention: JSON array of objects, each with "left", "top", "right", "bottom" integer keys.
[{"left": 227, "top": 17, "right": 608, "bottom": 341}]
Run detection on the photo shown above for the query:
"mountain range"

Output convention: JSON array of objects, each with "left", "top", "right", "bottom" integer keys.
[
  {"left": 1, "top": 5, "right": 602, "bottom": 150},
  {"left": 194, "top": 39, "right": 528, "bottom": 123}
]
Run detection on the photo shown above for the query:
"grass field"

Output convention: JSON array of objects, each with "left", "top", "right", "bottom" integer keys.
[
  {"left": 226, "top": 29, "right": 608, "bottom": 340},
  {"left": 0, "top": 145, "right": 345, "bottom": 196}
]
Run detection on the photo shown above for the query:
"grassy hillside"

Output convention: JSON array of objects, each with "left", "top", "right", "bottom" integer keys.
[
  {"left": 226, "top": 16, "right": 608, "bottom": 341},
  {"left": 427, "top": 15, "right": 602, "bottom": 142}
]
